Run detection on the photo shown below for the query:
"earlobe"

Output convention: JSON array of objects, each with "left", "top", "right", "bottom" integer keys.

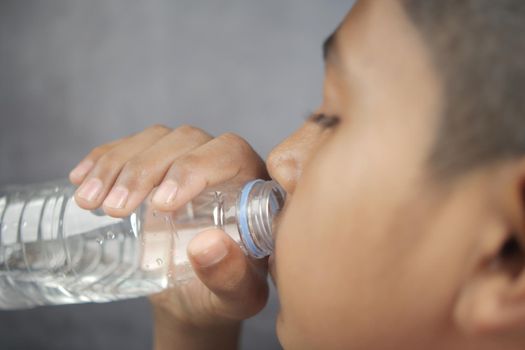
[
  {"left": 454, "top": 237, "right": 525, "bottom": 338},
  {"left": 454, "top": 269, "right": 516, "bottom": 335},
  {"left": 498, "top": 270, "right": 525, "bottom": 328}
]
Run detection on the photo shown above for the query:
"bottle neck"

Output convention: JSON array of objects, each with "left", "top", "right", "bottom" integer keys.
[{"left": 236, "top": 179, "right": 286, "bottom": 258}]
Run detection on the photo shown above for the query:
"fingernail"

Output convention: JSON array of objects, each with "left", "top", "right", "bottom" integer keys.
[
  {"left": 153, "top": 180, "right": 178, "bottom": 204},
  {"left": 77, "top": 178, "right": 103, "bottom": 202},
  {"left": 70, "top": 160, "right": 94, "bottom": 179},
  {"left": 104, "top": 186, "right": 129, "bottom": 209},
  {"left": 189, "top": 234, "right": 228, "bottom": 267}
]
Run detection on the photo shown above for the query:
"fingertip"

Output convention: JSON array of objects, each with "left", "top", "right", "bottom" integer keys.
[
  {"left": 68, "top": 172, "right": 81, "bottom": 185},
  {"left": 187, "top": 229, "right": 257, "bottom": 290},
  {"left": 150, "top": 191, "right": 185, "bottom": 213},
  {"left": 101, "top": 205, "right": 132, "bottom": 218},
  {"left": 188, "top": 229, "right": 270, "bottom": 319},
  {"left": 73, "top": 192, "right": 100, "bottom": 210},
  {"left": 151, "top": 179, "right": 179, "bottom": 208},
  {"left": 152, "top": 179, "right": 209, "bottom": 216},
  {"left": 102, "top": 189, "right": 147, "bottom": 218},
  {"left": 69, "top": 159, "right": 94, "bottom": 184},
  {"left": 73, "top": 177, "right": 104, "bottom": 209},
  {"left": 69, "top": 170, "right": 88, "bottom": 186},
  {"left": 150, "top": 200, "right": 177, "bottom": 213},
  {"left": 103, "top": 185, "right": 129, "bottom": 209}
]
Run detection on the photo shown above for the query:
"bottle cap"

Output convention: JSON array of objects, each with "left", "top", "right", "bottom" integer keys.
[{"left": 238, "top": 179, "right": 286, "bottom": 258}]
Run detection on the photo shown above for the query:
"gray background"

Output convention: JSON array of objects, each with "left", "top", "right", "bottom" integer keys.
[{"left": 0, "top": 1, "right": 352, "bottom": 349}]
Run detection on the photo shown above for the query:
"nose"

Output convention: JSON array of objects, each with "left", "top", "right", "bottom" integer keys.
[{"left": 266, "top": 123, "right": 320, "bottom": 195}]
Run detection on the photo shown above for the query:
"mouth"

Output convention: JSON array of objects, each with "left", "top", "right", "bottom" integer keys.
[{"left": 269, "top": 193, "right": 288, "bottom": 289}]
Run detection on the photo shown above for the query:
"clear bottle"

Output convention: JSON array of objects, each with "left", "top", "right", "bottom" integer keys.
[{"left": 0, "top": 178, "right": 286, "bottom": 309}]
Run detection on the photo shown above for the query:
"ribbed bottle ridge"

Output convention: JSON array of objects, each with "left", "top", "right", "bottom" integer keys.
[{"left": 0, "top": 178, "right": 286, "bottom": 309}]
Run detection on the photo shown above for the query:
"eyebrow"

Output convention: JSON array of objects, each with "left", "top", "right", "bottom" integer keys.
[{"left": 322, "top": 31, "right": 337, "bottom": 61}]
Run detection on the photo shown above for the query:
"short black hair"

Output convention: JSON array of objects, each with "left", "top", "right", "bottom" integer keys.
[{"left": 403, "top": 0, "right": 525, "bottom": 180}]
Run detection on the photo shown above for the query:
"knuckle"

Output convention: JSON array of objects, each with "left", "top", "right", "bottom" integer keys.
[
  {"left": 96, "top": 152, "right": 122, "bottom": 169},
  {"left": 177, "top": 152, "right": 202, "bottom": 168},
  {"left": 147, "top": 124, "right": 170, "bottom": 134},
  {"left": 219, "top": 132, "right": 242, "bottom": 143},
  {"left": 121, "top": 159, "right": 151, "bottom": 182},
  {"left": 88, "top": 145, "right": 109, "bottom": 159},
  {"left": 176, "top": 124, "right": 197, "bottom": 133},
  {"left": 168, "top": 155, "right": 200, "bottom": 184},
  {"left": 176, "top": 124, "right": 212, "bottom": 140},
  {"left": 219, "top": 132, "right": 253, "bottom": 157}
]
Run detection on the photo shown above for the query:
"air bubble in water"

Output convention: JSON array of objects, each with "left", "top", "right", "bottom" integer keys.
[
  {"left": 96, "top": 237, "right": 104, "bottom": 245},
  {"left": 22, "top": 221, "right": 27, "bottom": 227},
  {"left": 156, "top": 258, "right": 163, "bottom": 266},
  {"left": 106, "top": 231, "right": 116, "bottom": 240}
]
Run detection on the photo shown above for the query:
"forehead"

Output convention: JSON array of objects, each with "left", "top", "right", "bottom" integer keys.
[{"left": 325, "top": 0, "right": 442, "bottom": 127}]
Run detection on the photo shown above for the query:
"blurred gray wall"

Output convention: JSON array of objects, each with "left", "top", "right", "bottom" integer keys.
[{"left": 0, "top": 1, "right": 352, "bottom": 349}]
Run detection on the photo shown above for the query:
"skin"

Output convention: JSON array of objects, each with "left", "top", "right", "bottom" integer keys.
[{"left": 69, "top": 0, "right": 525, "bottom": 349}]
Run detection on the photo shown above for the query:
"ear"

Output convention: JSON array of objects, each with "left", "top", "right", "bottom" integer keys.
[{"left": 453, "top": 161, "right": 525, "bottom": 337}]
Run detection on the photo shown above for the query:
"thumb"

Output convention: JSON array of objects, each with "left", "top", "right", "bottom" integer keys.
[{"left": 187, "top": 228, "right": 270, "bottom": 320}]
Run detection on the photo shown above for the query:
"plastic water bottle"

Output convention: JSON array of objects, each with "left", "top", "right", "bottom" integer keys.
[{"left": 0, "top": 178, "right": 285, "bottom": 309}]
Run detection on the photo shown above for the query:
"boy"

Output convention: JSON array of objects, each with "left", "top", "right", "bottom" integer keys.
[{"left": 69, "top": 1, "right": 525, "bottom": 348}]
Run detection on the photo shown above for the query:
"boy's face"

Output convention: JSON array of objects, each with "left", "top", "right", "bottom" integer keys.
[{"left": 266, "top": 1, "right": 513, "bottom": 349}]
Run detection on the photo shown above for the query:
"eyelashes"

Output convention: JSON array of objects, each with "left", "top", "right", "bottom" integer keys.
[{"left": 304, "top": 112, "right": 341, "bottom": 129}]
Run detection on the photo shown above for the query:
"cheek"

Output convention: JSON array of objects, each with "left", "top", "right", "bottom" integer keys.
[
  {"left": 274, "top": 133, "right": 396, "bottom": 347},
  {"left": 273, "top": 125, "right": 447, "bottom": 348}
]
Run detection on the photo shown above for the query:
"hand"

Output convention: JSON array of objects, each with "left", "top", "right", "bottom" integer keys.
[{"left": 69, "top": 124, "right": 271, "bottom": 331}]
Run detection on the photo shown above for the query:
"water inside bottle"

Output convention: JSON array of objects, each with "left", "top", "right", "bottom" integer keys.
[
  {"left": 0, "top": 187, "right": 174, "bottom": 308},
  {"left": 0, "top": 181, "right": 245, "bottom": 309}
]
